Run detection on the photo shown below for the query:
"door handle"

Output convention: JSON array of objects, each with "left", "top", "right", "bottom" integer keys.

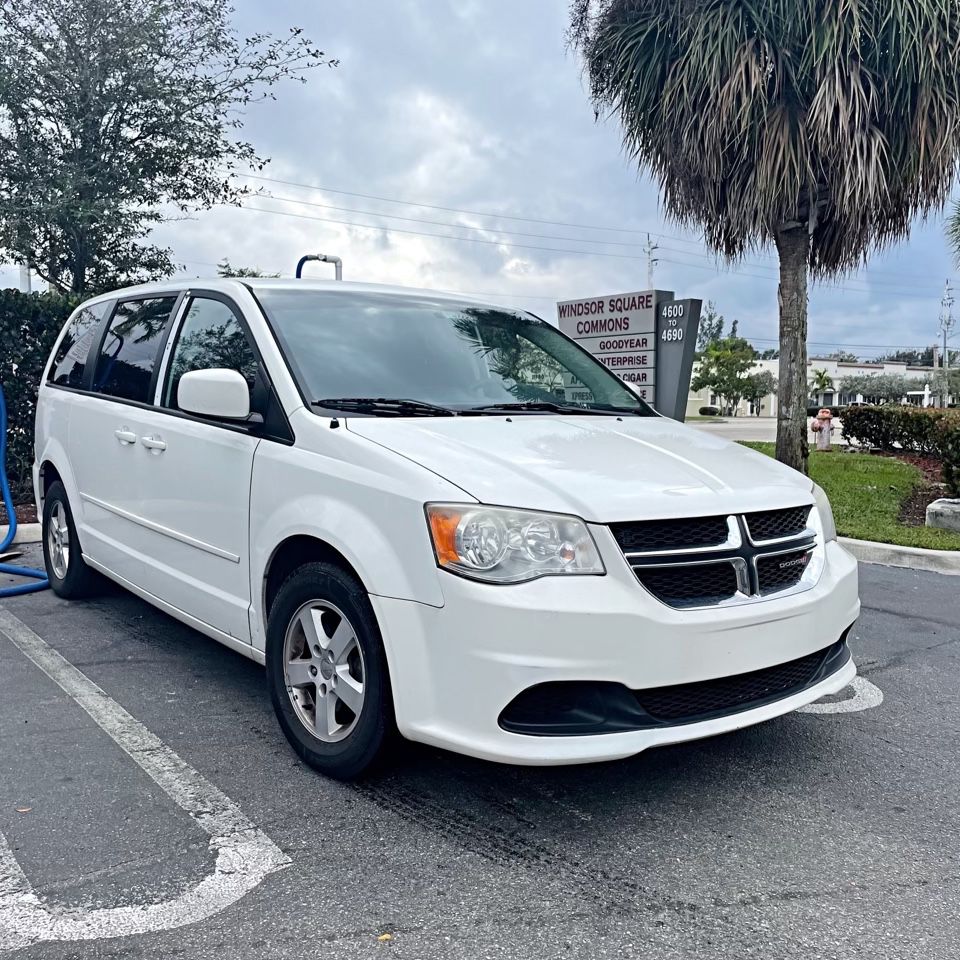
[
  {"left": 114, "top": 428, "right": 137, "bottom": 444},
  {"left": 140, "top": 436, "right": 167, "bottom": 452}
]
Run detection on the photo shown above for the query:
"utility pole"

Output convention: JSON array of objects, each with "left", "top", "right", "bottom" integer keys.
[
  {"left": 939, "top": 279, "right": 955, "bottom": 405},
  {"left": 644, "top": 234, "right": 659, "bottom": 289}
]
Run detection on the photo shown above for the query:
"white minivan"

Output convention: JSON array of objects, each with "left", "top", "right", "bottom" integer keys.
[{"left": 34, "top": 278, "right": 859, "bottom": 778}]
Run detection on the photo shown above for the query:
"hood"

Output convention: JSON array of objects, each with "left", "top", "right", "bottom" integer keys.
[{"left": 346, "top": 415, "right": 813, "bottom": 522}]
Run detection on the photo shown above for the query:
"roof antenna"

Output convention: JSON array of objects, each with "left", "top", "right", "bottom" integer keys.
[{"left": 296, "top": 254, "right": 342, "bottom": 280}]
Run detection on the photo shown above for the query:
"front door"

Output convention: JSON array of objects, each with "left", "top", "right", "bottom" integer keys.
[{"left": 130, "top": 295, "right": 261, "bottom": 642}]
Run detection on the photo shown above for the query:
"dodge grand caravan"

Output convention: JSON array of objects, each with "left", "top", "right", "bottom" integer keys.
[{"left": 34, "top": 279, "right": 859, "bottom": 778}]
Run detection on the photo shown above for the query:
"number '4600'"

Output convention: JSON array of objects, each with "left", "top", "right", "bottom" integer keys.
[{"left": 661, "top": 327, "right": 683, "bottom": 343}]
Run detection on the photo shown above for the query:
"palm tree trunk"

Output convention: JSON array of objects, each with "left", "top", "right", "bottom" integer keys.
[{"left": 775, "top": 225, "right": 810, "bottom": 473}]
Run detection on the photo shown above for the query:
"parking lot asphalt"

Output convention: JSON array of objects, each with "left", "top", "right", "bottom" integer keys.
[{"left": 1, "top": 544, "right": 957, "bottom": 959}]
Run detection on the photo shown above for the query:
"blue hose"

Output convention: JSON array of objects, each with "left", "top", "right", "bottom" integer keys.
[{"left": 1, "top": 382, "right": 49, "bottom": 596}]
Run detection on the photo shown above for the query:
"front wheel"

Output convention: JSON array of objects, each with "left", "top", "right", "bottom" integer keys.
[{"left": 265, "top": 562, "right": 394, "bottom": 780}]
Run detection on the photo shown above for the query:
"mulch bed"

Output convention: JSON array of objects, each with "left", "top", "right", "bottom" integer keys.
[
  {"left": 874, "top": 451, "right": 950, "bottom": 528},
  {"left": 0, "top": 502, "right": 38, "bottom": 525},
  {"left": 897, "top": 484, "right": 945, "bottom": 527}
]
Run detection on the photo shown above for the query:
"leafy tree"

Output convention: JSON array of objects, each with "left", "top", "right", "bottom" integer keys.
[
  {"left": 933, "top": 367, "right": 960, "bottom": 404},
  {"left": 217, "top": 259, "right": 280, "bottom": 279},
  {"left": 570, "top": 1, "right": 960, "bottom": 472},
  {"left": 877, "top": 346, "right": 936, "bottom": 367},
  {"left": 691, "top": 335, "right": 758, "bottom": 417},
  {"left": 839, "top": 373, "right": 923, "bottom": 404},
  {"left": 696, "top": 301, "right": 724, "bottom": 352},
  {"left": 823, "top": 350, "right": 859, "bottom": 363},
  {"left": 0, "top": 0, "right": 335, "bottom": 295},
  {"left": 759, "top": 348, "right": 779, "bottom": 361},
  {"left": 808, "top": 368, "right": 833, "bottom": 397},
  {"left": 742, "top": 370, "right": 777, "bottom": 416}
]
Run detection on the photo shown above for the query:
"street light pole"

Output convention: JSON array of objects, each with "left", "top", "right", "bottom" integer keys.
[
  {"left": 644, "top": 234, "right": 659, "bottom": 289},
  {"left": 939, "top": 279, "right": 955, "bottom": 405}
]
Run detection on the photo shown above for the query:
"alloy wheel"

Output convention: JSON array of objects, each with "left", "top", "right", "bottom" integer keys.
[
  {"left": 283, "top": 600, "right": 366, "bottom": 742},
  {"left": 47, "top": 500, "right": 70, "bottom": 580}
]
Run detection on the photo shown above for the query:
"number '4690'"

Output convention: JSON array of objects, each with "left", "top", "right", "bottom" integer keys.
[{"left": 661, "top": 327, "right": 683, "bottom": 343}]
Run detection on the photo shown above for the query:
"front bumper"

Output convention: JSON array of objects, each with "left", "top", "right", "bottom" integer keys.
[{"left": 371, "top": 539, "right": 860, "bottom": 765}]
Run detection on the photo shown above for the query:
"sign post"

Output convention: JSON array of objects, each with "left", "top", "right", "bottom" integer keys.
[{"left": 556, "top": 290, "right": 701, "bottom": 421}]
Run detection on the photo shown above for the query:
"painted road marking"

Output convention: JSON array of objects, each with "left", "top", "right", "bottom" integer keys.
[
  {"left": 0, "top": 606, "right": 289, "bottom": 953},
  {"left": 798, "top": 676, "right": 884, "bottom": 714}
]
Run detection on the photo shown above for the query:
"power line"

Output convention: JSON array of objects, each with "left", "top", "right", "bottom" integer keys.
[
  {"left": 236, "top": 171, "right": 695, "bottom": 239},
  {"left": 235, "top": 171, "right": 952, "bottom": 287},
  {"left": 232, "top": 202, "right": 938, "bottom": 298},
  {"left": 252, "top": 189, "right": 711, "bottom": 254}
]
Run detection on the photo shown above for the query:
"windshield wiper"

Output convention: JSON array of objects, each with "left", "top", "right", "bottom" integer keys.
[
  {"left": 466, "top": 400, "right": 645, "bottom": 416},
  {"left": 312, "top": 397, "right": 458, "bottom": 417}
]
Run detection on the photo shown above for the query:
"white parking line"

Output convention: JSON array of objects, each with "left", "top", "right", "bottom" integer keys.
[
  {"left": 798, "top": 676, "right": 884, "bottom": 714},
  {"left": 0, "top": 606, "right": 290, "bottom": 953}
]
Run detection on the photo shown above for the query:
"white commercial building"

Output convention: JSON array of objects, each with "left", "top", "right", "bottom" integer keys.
[{"left": 686, "top": 357, "right": 944, "bottom": 418}]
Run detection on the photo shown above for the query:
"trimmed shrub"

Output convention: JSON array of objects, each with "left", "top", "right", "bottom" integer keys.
[
  {"left": 698, "top": 405, "right": 720, "bottom": 416},
  {"left": 0, "top": 289, "right": 76, "bottom": 502},
  {"left": 842, "top": 405, "right": 960, "bottom": 496}
]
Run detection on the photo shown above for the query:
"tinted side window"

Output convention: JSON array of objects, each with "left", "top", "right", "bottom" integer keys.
[
  {"left": 92, "top": 297, "right": 177, "bottom": 403},
  {"left": 48, "top": 301, "right": 111, "bottom": 388},
  {"left": 163, "top": 298, "right": 258, "bottom": 410}
]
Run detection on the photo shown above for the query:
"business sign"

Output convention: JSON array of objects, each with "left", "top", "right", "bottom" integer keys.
[{"left": 557, "top": 289, "right": 701, "bottom": 421}]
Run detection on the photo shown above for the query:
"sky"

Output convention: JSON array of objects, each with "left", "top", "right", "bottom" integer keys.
[{"left": 4, "top": 0, "right": 959, "bottom": 360}]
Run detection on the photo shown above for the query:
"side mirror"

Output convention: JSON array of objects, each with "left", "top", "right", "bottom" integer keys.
[{"left": 177, "top": 368, "right": 251, "bottom": 420}]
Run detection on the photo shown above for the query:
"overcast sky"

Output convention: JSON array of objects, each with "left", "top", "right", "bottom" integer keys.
[{"left": 5, "top": 0, "right": 959, "bottom": 359}]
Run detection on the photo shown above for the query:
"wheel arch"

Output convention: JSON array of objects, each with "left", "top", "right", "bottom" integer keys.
[
  {"left": 38, "top": 459, "right": 64, "bottom": 502},
  {"left": 262, "top": 535, "right": 368, "bottom": 627}
]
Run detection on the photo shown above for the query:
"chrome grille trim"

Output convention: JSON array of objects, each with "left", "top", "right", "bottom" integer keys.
[
  {"left": 616, "top": 508, "right": 821, "bottom": 610},
  {"left": 622, "top": 516, "right": 742, "bottom": 558}
]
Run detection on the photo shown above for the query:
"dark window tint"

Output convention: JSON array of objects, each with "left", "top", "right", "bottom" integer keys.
[
  {"left": 163, "top": 298, "right": 258, "bottom": 410},
  {"left": 92, "top": 297, "right": 177, "bottom": 403},
  {"left": 48, "top": 301, "right": 111, "bottom": 388}
]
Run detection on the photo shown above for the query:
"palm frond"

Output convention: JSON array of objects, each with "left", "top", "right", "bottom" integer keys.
[{"left": 570, "top": 0, "right": 960, "bottom": 275}]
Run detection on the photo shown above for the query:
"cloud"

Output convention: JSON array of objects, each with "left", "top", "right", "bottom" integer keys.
[{"left": 11, "top": 0, "right": 957, "bottom": 362}]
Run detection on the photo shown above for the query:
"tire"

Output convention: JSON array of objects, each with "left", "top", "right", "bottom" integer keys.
[
  {"left": 42, "top": 481, "right": 100, "bottom": 599},
  {"left": 266, "top": 561, "right": 395, "bottom": 780}
]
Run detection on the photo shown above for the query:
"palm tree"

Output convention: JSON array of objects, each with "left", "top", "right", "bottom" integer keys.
[
  {"left": 809, "top": 368, "right": 833, "bottom": 402},
  {"left": 570, "top": 1, "right": 960, "bottom": 472}
]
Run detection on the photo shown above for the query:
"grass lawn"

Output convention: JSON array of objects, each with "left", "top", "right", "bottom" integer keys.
[{"left": 740, "top": 442, "right": 960, "bottom": 551}]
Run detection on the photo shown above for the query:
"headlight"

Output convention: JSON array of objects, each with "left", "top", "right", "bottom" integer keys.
[
  {"left": 812, "top": 483, "right": 837, "bottom": 542},
  {"left": 425, "top": 504, "right": 605, "bottom": 584}
]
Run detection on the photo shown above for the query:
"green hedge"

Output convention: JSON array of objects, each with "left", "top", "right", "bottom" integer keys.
[
  {"left": 841, "top": 405, "right": 960, "bottom": 496},
  {"left": 1, "top": 289, "right": 76, "bottom": 503}
]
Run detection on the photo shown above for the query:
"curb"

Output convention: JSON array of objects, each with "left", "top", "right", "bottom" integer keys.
[
  {"left": 0, "top": 523, "right": 42, "bottom": 545},
  {"left": 840, "top": 536, "right": 960, "bottom": 577}
]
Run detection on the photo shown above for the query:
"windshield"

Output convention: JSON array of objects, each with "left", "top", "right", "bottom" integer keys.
[{"left": 255, "top": 290, "right": 654, "bottom": 415}]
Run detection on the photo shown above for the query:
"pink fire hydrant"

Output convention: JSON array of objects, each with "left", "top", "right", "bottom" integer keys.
[{"left": 811, "top": 407, "right": 834, "bottom": 452}]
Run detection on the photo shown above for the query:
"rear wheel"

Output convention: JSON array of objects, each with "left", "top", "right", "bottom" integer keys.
[
  {"left": 42, "top": 481, "right": 99, "bottom": 599},
  {"left": 266, "top": 562, "right": 394, "bottom": 780}
]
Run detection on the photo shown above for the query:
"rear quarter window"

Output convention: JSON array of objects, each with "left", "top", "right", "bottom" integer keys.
[
  {"left": 92, "top": 297, "right": 178, "bottom": 403},
  {"left": 47, "top": 301, "right": 112, "bottom": 388}
]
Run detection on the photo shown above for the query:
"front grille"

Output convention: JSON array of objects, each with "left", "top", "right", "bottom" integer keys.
[
  {"left": 611, "top": 516, "right": 728, "bottom": 554},
  {"left": 634, "top": 562, "right": 739, "bottom": 608},
  {"left": 744, "top": 506, "right": 810, "bottom": 542},
  {"left": 756, "top": 548, "right": 812, "bottom": 595},
  {"left": 616, "top": 505, "right": 818, "bottom": 609},
  {"left": 634, "top": 642, "right": 844, "bottom": 724}
]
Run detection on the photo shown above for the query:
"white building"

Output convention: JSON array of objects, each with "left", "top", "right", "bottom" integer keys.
[{"left": 686, "top": 357, "right": 944, "bottom": 418}]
